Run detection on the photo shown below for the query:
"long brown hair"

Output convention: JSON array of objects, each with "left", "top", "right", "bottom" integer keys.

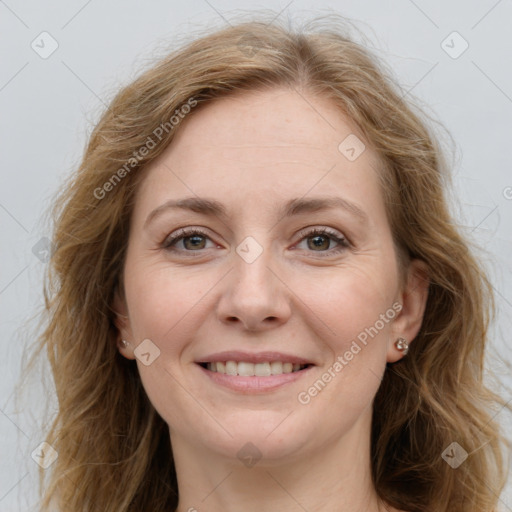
[{"left": 25, "top": 13, "right": 510, "bottom": 512}]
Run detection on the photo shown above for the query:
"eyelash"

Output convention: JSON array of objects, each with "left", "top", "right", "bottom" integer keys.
[{"left": 161, "top": 227, "right": 350, "bottom": 257}]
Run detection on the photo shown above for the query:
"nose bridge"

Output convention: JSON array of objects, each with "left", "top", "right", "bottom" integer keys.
[
  {"left": 232, "top": 233, "right": 277, "bottom": 300},
  {"left": 216, "top": 233, "right": 291, "bottom": 329}
]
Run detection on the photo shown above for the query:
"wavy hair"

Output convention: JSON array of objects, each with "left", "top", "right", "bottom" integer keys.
[{"left": 25, "top": 13, "right": 509, "bottom": 512}]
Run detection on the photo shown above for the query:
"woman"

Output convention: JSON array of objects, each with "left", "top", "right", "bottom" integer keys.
[{"left": 32, "top": 14, "right": 509, "bottom": 512}]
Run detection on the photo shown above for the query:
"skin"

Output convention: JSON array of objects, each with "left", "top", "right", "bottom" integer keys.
[{"left": 114, "top": 87, "right": 429, "bottom": 512}]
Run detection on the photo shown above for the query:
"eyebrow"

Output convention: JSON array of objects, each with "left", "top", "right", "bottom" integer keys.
[{"left": 144, "top": 195, "right": 369, "bottom": 228}]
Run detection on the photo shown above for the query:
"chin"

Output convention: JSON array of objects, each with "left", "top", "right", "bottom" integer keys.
[{"left": 176, "top": 409, "right": 324, "bottom": 466}]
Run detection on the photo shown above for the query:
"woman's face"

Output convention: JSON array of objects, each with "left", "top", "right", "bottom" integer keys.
[{"left": 115, "top": 88, "right": 427, "bottom": 464}]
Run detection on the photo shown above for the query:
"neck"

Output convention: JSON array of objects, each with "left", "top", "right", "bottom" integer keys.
[{"left": 172, "top": 412, "right": 393, "bottom": 512}]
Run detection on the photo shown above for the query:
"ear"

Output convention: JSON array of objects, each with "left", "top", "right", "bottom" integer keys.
[
  {"left": 112, "top": 286, "right": 136, "bottom": 360},
  {"left": 387, "top": 258, "right": 429, "bottom": 362}
]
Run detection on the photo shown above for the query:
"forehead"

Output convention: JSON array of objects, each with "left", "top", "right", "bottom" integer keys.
[{"left": 133, "top": 87, "right": 386, "bottom": 225}]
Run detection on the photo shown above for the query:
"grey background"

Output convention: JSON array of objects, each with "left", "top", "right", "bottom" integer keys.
[{"left": 1, "top": 0, "right": 511, "bottom": 510}]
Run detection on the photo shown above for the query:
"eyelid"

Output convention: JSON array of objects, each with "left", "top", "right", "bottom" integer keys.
[
  {"left": 295, "top": 225, "right": 348, "bottom": 243},
  {"left": 161, "top": 226, "right": 217, "bottom": 250}
]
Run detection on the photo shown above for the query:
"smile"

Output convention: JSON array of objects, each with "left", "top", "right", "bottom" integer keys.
[
  {"left": 198, "top": 361, "right": 311, "bottom": 376},
  {"left": 196, "top": 361, "right": 314, "bottom": 393}
]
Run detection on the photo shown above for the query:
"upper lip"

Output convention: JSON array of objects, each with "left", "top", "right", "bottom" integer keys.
[{"left": 196, "top": 351, "right": 315, "bottom": 365}]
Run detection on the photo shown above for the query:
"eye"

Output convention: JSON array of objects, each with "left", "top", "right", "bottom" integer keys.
[
  {"left": 162, "top": 227, "right": 217, "bottom": 252},
  {"left": 294, "top": 227, "right": 350, "bottom": 256}
]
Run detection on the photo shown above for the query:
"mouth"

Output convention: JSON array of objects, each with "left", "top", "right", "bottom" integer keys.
[
  {"left": 195, "top": 354, "right": 315, "bottom": 393},
  {"left": 197, "top": 361, "right": 313, "bottom": 376}
]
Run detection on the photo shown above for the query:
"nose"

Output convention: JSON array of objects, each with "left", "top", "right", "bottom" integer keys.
[{"left": 215, "top": 242, "right": 292, "bottom": 332}]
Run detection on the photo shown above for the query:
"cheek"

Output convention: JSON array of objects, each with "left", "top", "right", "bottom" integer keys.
[
  {"left": 291, "top": 263, "right": 398, "bottom": 419},
  {"left": 300, "top": 259, "right": 398, "bottom": 346},
  {"left": 125, "top": 259, "right": 219, "bottom": 344},
  {"left": 123, "top": 262, "right": 217, "bottom": 427}
]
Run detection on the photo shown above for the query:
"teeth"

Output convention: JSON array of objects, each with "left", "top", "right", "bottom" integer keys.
[
  {"left": 270, "top": 361, "right": 283, "bottom": 375},
  {"left": 237, "top": 362, "right": 254, "bottom": 377},
  {"left": 206, "top": 361, "right": 308, "bottom": 376},
  {"left": 255, "top": 362, "right": 271, "bottom": 376},
  {"left": 225, "top": 361, "right": 237, "bottom": 376}
]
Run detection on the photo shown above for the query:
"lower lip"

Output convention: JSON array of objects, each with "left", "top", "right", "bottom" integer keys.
[{"left": 196, "top": 364, "right": 314, "bottom": 393}]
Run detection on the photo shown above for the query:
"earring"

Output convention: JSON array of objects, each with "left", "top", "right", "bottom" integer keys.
[
  {"left": 119, "top": 339, "right": 129, "bottom": 348},
  {"left": 395, "top": 337, "right": 409, "bottom": 355}
]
